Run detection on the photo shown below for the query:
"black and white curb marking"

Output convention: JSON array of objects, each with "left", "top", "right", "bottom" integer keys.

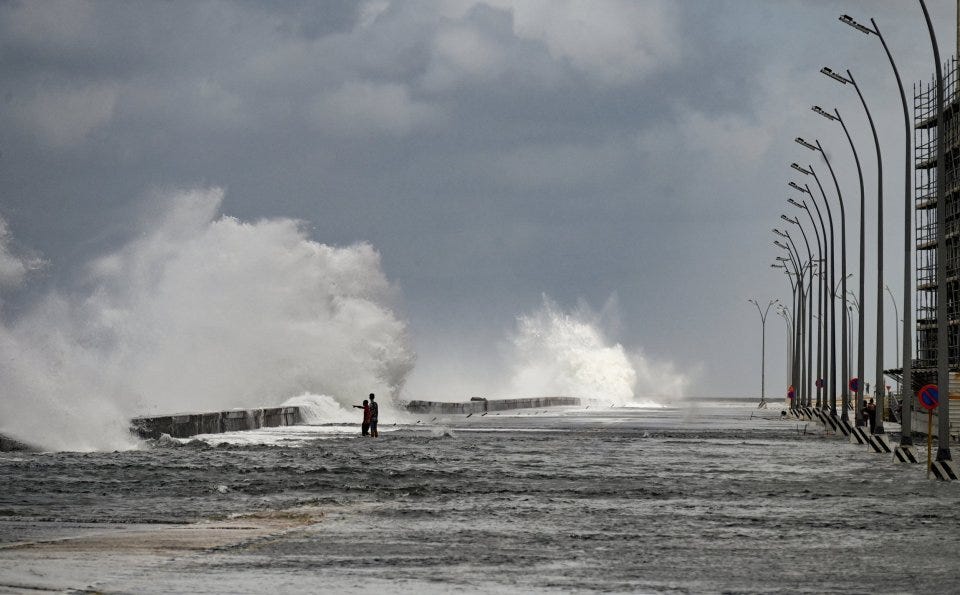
[
  {"left": 930, "top": 460, "right": 959, "bottom": 481},
  {"left": 849, "top": 427, "right": 870, "bottom": 445},
  {"left": 866, "top": 433, "right": 892, "bottom": 453},
  {"left": 893, "top": 445, "right": 919, "bottom": 464}
]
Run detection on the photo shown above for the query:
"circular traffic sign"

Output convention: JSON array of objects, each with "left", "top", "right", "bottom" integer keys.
[
  {"left": 849, "top": 377, "right": 859, "bottom": 392},
  {"left": 918, "top": 384, "right": 939, "bottom": 411}
]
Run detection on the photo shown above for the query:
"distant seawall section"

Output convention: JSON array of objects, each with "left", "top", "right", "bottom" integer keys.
[
  {"left": 405, "top": 396, "right": 581, "bottom": 415},
  {"left": 131, "top": 407, "right": 301, "bottom": 439}
]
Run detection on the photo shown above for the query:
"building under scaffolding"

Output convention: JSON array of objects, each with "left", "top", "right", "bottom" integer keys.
[{"left": 911, "top": 56, "right": 960, "bottom": 386}]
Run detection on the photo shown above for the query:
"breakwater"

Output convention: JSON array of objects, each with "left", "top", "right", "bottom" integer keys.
[
  {"left": 130, "top": 407, "right": 301, "bottom": 439},
  {"left": 404, "top": 396, "right": 581, "bottom": 415}
]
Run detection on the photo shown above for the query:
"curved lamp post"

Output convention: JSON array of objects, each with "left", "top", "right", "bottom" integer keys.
[
  {"left": 808, "top": 138, "right": 849, "bottom": 420},
  {"left": 919, "top": 0, "right": 951, "bottom": 461},
  {"left": 813, "top": 105, "right": 867, "bottom": 426},
  {"left": 788, "top": 195, "right": 826, "bottom": 408},
  {"left": 776, "top": 228, "right": 810, "bottom": 406},
  {"left": 840, "top": 11, "right": 913, "bottom": 442},
  {"left": 821, "top": 65, "right": 885, "bottom": 434},
  {"left": 776, "top": 301, "right": 794, "bottom": 387},
  {"left": 791, "top": 156, "right": 847, "bottom": 417},
  {"left": 884, "top": 284, "right": 902, "bottom": 399},
  {"left": 783, "top": 213, "right": 816, "bottom": 407},
  {"left": 775, "top": 236, "right": 805, "bottom": 404}
]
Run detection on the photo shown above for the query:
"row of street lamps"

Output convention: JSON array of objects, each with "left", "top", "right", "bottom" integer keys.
[{"left": 752, "top": 1, "right": 951, "bottom": 462}]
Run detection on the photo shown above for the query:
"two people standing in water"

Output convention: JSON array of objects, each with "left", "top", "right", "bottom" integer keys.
[{"left": 353, "top": 393, "right": 379, "bottom": 437}]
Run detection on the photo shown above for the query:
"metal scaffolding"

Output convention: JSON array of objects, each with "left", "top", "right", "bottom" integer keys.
[{"left": 913, "top": 56, "right": 960, "bottom": 381}]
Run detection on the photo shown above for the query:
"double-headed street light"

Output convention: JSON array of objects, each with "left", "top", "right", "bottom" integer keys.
[{"left": 748, "top": 298, "right": 778, "bottom": 408}]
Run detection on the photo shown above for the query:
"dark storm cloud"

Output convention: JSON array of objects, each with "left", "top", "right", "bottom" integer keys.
[{"left": 0, "top": 0, "right": 956, "bottom": 396}]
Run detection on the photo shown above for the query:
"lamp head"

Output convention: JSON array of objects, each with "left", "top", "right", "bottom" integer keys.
[
  {"left": 821, "top": 66, "right": 851, "bottom": 85},
  {"left": 794, "top": 137, "right": 818, "bottom": 151},
  {"left": 811, "top": 105, "right": 838, "bottom": 121},
  {"left": 787, "top": 197, "right": 806, "bottom": 209},
  {"left": 840, "top": 14, "right": 873, "bottom": 35},
  {"left": 788, "top": 181, "right": 807, "bottom": 193},
  {"left": 791, "top": 162, "right": 813, "bottom": 175}
]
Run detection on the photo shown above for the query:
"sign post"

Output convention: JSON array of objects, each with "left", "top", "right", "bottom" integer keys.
[{"left": 918, "top": 384, "right": 939, "bottom": 478}]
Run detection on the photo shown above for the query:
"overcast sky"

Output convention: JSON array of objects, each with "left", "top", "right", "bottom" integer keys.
[{"left": 0, "top": 0, "right": 957, "bottom": 402}]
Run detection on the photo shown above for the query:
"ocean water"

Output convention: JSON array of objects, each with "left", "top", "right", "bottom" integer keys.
[{"left": 1, "top": 400, "right": 959, "bottom": 594}]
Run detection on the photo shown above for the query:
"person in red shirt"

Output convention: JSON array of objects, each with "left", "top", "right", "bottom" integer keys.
[{"left": 353, "top": 399, "right": 371, "bottom": 436}]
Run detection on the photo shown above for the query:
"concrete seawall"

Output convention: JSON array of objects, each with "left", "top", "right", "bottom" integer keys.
[
  {"left": 131, "top": 407, "right": 301, "bottom": 439},
  {"left": 405, "top": 396, "right": 581, "bottom": 415},
  {"left": 3, "top": 397, "right": 582, "bottom": 449}
]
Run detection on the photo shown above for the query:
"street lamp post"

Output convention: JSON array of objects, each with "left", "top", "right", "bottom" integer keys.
[
  {"left": 777, "top": 304, "right": 794, "bottom": 389},
  {"left": 816, "top": 106, "right": 867, "bottom": 425},
  {"left": 783, "top": 213, "right": 816, "bottom": 407},
  {"left": 919, "top": 0, "right": 951, "bottom": 462},
  {"left": 884, "top": 284, "right": 901, "bottom": 399},
  {"left": 749, "top": 298, "right": 778, "bottom": 408},
  {"left": 821, "top": 65, "right": 885, "bottom": 434},
  {"left": 795, "top": 147, "right": 846, "bottom": 419},
  {"left": 775, "top": 234, "right": 806, "bottom": 406},
  {"left": 788, "top": 194, "right": 825, "bottom": 408},
  {"left": 841, "top": 11, "right": 913, "bottom": 443}
]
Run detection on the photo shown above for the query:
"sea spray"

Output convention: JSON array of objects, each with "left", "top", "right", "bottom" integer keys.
[
  {"left": 283, "top": 394, "right": 357, "bottom": 425},
  {"left": 507, "top": 296, "right": 686, "bottom": 405},
  {"left": 0, "top": 188, "right": 415, "bottom": 450}
]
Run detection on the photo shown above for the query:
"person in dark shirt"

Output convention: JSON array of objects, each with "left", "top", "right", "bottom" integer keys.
[
  {"left": 369, "top": 393, "right": 379, "bottom": 437},
  {"left": 352, "top": 399, "right": 371, "bottom": 436},
  {"left": 865, "top": 398, "right": 877, "bottom": 433}
]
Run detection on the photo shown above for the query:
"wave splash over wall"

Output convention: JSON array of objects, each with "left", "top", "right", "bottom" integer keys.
[
  {"left": 507, "top": 297, "right": 687, "bottom": 406},
  {"left": 0, "top": 188, "right": 414, "bottom": 451}
]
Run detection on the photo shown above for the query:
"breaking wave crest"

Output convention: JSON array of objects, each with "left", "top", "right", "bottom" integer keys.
[
  {"left": 507, "top": 297, "right": 686, "bottom": 405},
  {"left": 0, "top": 188, "right": 414, "bottom": 450}
]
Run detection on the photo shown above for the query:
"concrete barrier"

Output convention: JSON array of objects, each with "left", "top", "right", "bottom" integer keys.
[
  {"left": 404, "top": 396, "right": 581, "bottom": 415},
  {"left": 130, "top": 406, "right": 301, "bottom": 439}
]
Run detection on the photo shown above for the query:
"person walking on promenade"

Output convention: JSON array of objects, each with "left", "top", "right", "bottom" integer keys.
[
  {"left": 369, "top": 393, "right": 379, "bottom": 437},
  {"left": 353, "top": 399, "right": 371, "bottom": 436}
]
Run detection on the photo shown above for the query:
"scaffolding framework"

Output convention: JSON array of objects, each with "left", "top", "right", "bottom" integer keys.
[{"left": 914, "top": 56, "right": 960, "bottom": 381}]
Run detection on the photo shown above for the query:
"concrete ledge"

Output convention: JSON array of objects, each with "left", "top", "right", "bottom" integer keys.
[
  {"left": 130, "top": 407, "right": 302, "bottom": 440},
  {"left": 404, "top": 396, "right": 581, "bottom": 415}
]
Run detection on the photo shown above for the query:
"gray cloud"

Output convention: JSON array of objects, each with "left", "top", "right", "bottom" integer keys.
[{"left": 0, "top": 0, "right": 956, "bottom": 399}]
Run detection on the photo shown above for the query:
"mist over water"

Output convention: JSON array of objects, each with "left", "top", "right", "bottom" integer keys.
[{"left": 0, "top": 188, "right": 415, "bottom": 450}]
